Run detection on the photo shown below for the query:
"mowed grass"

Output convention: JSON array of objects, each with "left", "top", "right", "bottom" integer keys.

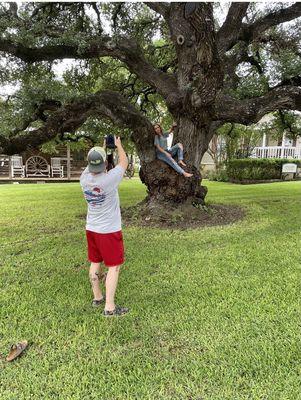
[{"left": 0, "top": 178, "right": 301, "bottom": 400}]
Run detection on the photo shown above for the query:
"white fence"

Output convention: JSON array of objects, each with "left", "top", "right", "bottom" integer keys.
[{"left": 251, "top": 146, "right": 301, "bottom": 159}]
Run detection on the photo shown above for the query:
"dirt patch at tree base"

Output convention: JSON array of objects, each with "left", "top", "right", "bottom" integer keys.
[{"left": 122, "top": 201, "right": 245, "bottom": 229}]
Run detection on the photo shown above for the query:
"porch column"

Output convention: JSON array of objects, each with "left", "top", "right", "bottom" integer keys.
[
  {"left": 8, "top": 156, "right": 12, "bottom": 179},
  {"left": 67, "top": 143, "right": 71, "bottom": 180},
  {"left": 262, "top": 132, "right": 267, "bottom": 147},
  {"left": 281, "top": 132, "right": 286, "bottom": 158}
]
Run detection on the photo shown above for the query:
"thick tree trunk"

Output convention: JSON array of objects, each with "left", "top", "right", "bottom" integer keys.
[
  {"left": 134, "top": 3, "right": 221, "bottom": 210},
  {"left": 139, "top": 161, "right": 207, "bottom": 205},
  {"left": 138, "top": 120, "right": 210, "bottom": 206},
  {"left": 175, "top": 118, "right": 210, "bottom": 167}
]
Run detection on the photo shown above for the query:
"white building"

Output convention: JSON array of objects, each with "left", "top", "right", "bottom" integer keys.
[
  {"left": 251, "top": 114, "right": 301, "bottom": 160},
  {"left": 201, "top": 114, "right": 301, "bottom": 171}
]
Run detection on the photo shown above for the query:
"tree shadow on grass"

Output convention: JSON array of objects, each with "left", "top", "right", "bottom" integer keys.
[{"left": 121, "top": 201, "right": 246, "bottom": 230}]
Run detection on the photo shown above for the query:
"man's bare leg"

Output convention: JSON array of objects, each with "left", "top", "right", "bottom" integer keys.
[
  {"left": 105, "top": 265, "right": 120, "bottom": 311},
  {"left": 89, "top": 262, "right": 104, "bottom": 301}
]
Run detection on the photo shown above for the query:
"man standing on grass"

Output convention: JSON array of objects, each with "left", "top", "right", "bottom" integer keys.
[{"left": 80, "top": 137, "right": 129, "bottom": 317}]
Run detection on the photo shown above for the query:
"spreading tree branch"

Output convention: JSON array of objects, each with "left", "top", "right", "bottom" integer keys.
[
  {"left": 219, "top": 3, "right": 300, "bottom": 90},
  {"left": 218, "top": 2, "right": 301, "bottom": 53},
  {"left": 274, "top": 75, "right": 301, "bottom": 88},
  {"left": 242, "top": 3, "right": 301, "bottom": 43},
  {"left": 0, "top": 91, "right": 155, "bottom": 162},
  {"left": 8, "top": 99, "right": 62, "bottom": 136},
  {"left": 215, "top": 85, "right": 301, "bottom": 125},
  {"left": 217, "top": 3, "right": 250, "bottom": 53},
  {"left": 0, "top": 36, "right": 179, "bottom": 106}
]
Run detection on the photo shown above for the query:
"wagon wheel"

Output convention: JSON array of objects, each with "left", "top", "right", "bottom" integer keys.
[{"left": 26, "top": 156, "right": 49, "bottom": 175}]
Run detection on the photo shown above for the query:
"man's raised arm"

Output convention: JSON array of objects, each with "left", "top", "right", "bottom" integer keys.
[{"left": 115, "top": 136, "right": 128, "bottom": 171}]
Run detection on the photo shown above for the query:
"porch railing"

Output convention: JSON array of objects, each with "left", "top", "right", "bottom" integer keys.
[{"left": 251, "top": 146, "right": 301, "bottom": 159}]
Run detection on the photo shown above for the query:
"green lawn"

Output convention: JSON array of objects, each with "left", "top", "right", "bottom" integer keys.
[{"left": 0, "top": 179, "right": 301, "bottom": 400}]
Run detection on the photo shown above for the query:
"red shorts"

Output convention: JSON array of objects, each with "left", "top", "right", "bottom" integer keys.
[{"left": 86, "top": 230, "right": 125, "bottom": 267}]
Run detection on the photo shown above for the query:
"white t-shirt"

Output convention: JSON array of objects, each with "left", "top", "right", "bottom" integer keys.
[{"left": 80, "top": 165, "right": 124, "bottom": 233}]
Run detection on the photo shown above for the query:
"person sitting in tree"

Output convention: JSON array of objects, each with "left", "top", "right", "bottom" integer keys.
[{"left": 154, "top": 123, "right": 193, "bottom": 178}]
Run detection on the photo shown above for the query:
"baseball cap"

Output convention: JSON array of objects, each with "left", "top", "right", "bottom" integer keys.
[{"left": 87, "top": 146, "right": 107, "bottom": 173}]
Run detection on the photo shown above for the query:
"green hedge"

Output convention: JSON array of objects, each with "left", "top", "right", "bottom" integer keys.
[
  {"left": 207, "top": 169, "right": 230, "bottom": 182},
  {"left": 226, "top": 158, "right": 301, "bottom": 182}
]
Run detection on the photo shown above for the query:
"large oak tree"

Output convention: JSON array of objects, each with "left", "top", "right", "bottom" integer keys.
[{"left": 0, "top": 2, "right": 300, "bottom": 206}]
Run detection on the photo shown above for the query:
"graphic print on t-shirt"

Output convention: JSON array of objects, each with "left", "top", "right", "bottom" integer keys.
[
  {"left": 80, "top": 165, "right": 124, "bottom": 233},
  {"left": 84, "top": 186, "right": 106, "bottom": 207}
]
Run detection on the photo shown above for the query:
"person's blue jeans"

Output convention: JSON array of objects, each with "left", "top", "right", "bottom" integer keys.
[
  {"left": 156, "top": 143, "right": 185, "bottom": 175},
  {"left": 169, "top": 144, "right": 184, "bottom": 161}
]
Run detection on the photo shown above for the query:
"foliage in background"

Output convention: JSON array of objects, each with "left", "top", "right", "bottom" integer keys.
[
  {"left": 0, "top": 2, "right": 300, "bottom": 157},
  {"left": 208, "top": 123, "right": 262, "bottom": 168},
  {"left": 0, "top": 2, "right": 173, "bottom": 154},
  {"left": 226, "top": 158, "right": 301, "bottom": 182},
  {"left": 206, "top": 168, "right": 230, "bottom": 183},
  {"left": 259, "top": 110, "right": 301, "bottom": 145}
]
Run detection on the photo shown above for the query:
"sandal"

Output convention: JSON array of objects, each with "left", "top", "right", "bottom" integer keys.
[
  {"left": 103, "top": 305, "right": 129, "bottom": 317},
  {"left": 6, "top": 340, "right": 28, "bottom": 362},
  {"left": 92, "top": 295, "right": 105, "bottom": 307}
]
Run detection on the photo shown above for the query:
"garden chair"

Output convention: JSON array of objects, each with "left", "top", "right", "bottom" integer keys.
[
  {"left": 51, "top": 158, "right": 64, "bottom": 177},
  {"left": 11, "top": 156, "right": 25, "bottom": 178}
]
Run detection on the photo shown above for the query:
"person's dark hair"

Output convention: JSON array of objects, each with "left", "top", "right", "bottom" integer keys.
[{"left": 153, "top": 123, "right": 163, "bottom": 135}]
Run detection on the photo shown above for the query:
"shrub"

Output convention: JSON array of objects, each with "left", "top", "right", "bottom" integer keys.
[
  {"left": 207, "top": 168, "right": 229, "bottom": 182},
  {"left": 226, "top": 158, "right": 301, "bottom": 182}
]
